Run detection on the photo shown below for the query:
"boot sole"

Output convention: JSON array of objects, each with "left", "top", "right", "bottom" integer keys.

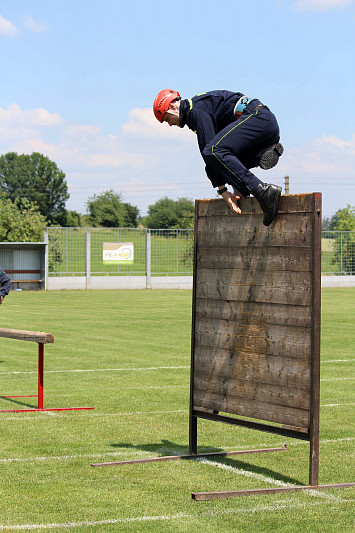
[{"left": 259, "top": 143, "right": 284, "bottom": 170}]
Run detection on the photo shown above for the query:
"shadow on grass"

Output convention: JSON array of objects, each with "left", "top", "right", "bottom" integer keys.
[
  {"left": 110, "top": 439, "right": 304, "bottom": 486},
  {"left": 0, "top": 396, "right": 37, "bottom": 409}
]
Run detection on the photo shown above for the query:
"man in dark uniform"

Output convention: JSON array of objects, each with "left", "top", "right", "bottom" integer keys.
[
  {"left": 0, "top": 268, "right": 11, "bottom": 304},
  {"left": 153, "top": 89, "right": 283, "bottom": 226}
]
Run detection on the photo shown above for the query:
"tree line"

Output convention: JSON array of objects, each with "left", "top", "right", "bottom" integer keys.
[{"left": 0, "top": 152, "right": 195, "bottom": 242}]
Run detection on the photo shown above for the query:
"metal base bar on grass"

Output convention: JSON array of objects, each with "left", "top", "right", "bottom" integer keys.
[
  {"left": 91, "top": 445, "right": 288, "bottom": 467},
  {"left": 192, "top": 482, "right": 355, "bottom": 501}
]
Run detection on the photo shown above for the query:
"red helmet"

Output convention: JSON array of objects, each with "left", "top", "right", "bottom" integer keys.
[{"left": 153, "top": 89, "right": 181, "bottom": 122}]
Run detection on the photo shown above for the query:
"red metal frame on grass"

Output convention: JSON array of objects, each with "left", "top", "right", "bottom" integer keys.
[{"left": 0, "top": 329, "right": 94, "bottom": 413}]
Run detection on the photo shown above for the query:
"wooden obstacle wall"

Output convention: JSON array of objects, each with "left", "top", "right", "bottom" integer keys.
[{"left": 190, "top": 193, "right": 322, "bottom": 482}]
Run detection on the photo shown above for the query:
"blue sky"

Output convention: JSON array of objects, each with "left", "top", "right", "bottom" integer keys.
[{"left": 0, "top": 0, "right": 354, "bottom": 219}]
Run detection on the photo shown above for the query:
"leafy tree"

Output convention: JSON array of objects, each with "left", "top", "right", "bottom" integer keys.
[
  {"left": 0, "top": 195, "right": 47, "bottom": 241},
  {"left": 331, "top": 205, "right": 355, "bottom": 274},
  {"left": 47, "top": 227, "right": 65, "bottom": 272},
  {"left": 0, "top": 152, "right": 69, "bottom": 225},
  {"left": 86, "top": 189, "right": 139, "bottom": 227},
  {"left": 322, "top": 216, "right": 336, "bottom": 230},
  {"left": 144, "top": 197, "right": 195, "bottom": 229},
  {"left": 65, "top": 210, "right": 83, "bottom": 227}
]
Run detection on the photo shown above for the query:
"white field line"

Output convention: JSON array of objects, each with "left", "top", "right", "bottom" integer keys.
[
  {"left": 0, "top": 499, "right": 354, "bottom": 531},
  {"left": 321, "top": 377, "right": 354, "bottom": 381},
  {"left": 197, "top": 458, "right": 346, "bottom": 503},
  {"left": 0, "top": 366, "right": 189, "bottom": 376},
  {"left": 1, "top": 408, "right": 187, "bottom": 422},
  {"left": 0, "top": 360, "right": 353, "bottom": 376},
  {"left": 322, "top": 359, "right": 354, "bottom": 363},
  {"left": 321, "top": 402, "right": 355, "bottom": 407},
  {"left": 1, "top": 437, "right": 353, "bottom": 465}
]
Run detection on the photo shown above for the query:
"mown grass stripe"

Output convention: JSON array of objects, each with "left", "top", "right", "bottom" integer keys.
[{"left": 1, "top": 500, "right": 354, "bottom": 531}]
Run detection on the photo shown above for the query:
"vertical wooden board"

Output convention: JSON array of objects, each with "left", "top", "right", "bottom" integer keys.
[{"left": 191, "top": 194, "right": 321, "bottom": 431}]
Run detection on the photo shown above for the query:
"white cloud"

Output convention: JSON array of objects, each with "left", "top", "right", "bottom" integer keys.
[
  {"left": 291, "top": 0, "right": 352, "bottom": 11},
  {"left": 0, "top": 14, "right": 18, "bottom": 36},
  {"left": 23, "top": 15, "right": 48, "bottom": 33},
  {"left": 275, "top": 134, "right": 355, "bottom": 176},
  {"left": 0, "top": 104, "right": 164, "bottom": 171},
  {"left": 0, "top": 104, "right": 63, "bottom": 127},
  {"left": 122, "top": 107, "right": 196, "bottom": 142}
]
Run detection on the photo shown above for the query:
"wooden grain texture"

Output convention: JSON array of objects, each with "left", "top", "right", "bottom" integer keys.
[
  {"left": 0, "top": 328, "right": 54, "bottom": 344},
  {"left": 197, "top": 246, "right": 312, "bottom": 272},
  {"left": 193, "top": 372, "right": 310, "bottom": 410},
  {"left": 193, "top": 389, "right": 310, "bottom": 427},
  {"left": 195, "top": 299, "right": 312, "bottom": 328},
  {"left": 191, "top": 194, "right": 320, "bottom": 432},
  {"left": 195, "top": 317, "right": 311, "bottom": 358},
  {"left": 193, "top": 347, "right": 310, "bottom": 390},
  {"left": 196, "top": 268, "right": 311, "bottom": 306},
  {"left": 196, "top": 213, "right": 312, "bottom": 248}
]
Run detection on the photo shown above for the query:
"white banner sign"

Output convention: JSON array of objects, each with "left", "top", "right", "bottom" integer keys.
[{"left": 103, "top": 242, "right": 134, "bottom": 265}]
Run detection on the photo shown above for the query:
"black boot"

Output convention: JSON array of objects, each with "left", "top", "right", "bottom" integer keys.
[
  {"left": 252, "top": 183, "right": 282, "bottom": 226},
  {"left": 258, "top": 143, "right": 284, "bottom": 170}
]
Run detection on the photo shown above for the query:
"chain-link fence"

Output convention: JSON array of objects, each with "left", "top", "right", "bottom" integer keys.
[
  {"left": 47, "top": 227, "right": 355, "bottom": 277},
  {"left": 47, "top": 227, "right": 194, "bottom": 277},
  {"left": 322, "top": 231, "right": 355, "bottom": 275}
]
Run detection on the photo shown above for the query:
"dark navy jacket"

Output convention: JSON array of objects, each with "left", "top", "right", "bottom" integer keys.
[
  {"left": 179, "top": 90, "right": 243, "bottom": 155},
  {"left": 0, "top": 269, "right": 11, "bottom": 297}
]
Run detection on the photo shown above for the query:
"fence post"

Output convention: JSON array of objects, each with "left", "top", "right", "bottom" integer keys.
[
  {"left": 340, "top": 231, "right": 343, "bottom": 274},
  {"left": 43, "top": 230, "right": 48, "bottom": 290},
  {"left": 146, "top": 229, "right": 151, "bottom": 289},
  {"left": 86, "top": 229, "right": 91, "bottom": 290}
]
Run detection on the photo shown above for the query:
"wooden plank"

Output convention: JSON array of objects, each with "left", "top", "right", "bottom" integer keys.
[
  {"left": 11, "top": 279, "right": 43, "bottom": 283},
  {"left": 195, "top": 319, "right": 311, "bottom": 358},
  {"left": 196, "top": 194, "right": 316, "bottom": 218},
  {"left": 193, "top": 389, "right": 310, "bottom": 427},
  {"left": 196, "top": 213, "right": 312, "bottom": 248},
  {"left": 197, "top": 246, "right": 312, "bottom": 272},
  {"left": 193, "top": 347, "right": 310, "bottom": 390},
  {"left": 193, "top": 373, "right": 310, "bottom": 410},
  {"left": 195, "top": 299, "right": 312, "bottom": 328},
  {"left": 0, "top": 328, "right": 54, "bottom": 344},
  {"left": 6, "top": 270, "right": 41, "bottom": 274},
  {"left": 196, "top": 270, "right": 311, "bottom": 306}
]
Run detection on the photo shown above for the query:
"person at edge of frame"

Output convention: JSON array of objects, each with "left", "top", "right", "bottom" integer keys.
[
  {"left": 0, "top": 268, "right": 11, "bottom": 304},
  {"left": 153, "top": 89, "right": 284, "bottom": 226}
]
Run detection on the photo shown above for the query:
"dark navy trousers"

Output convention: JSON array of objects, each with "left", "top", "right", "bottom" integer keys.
[{"left": 202, "top": 99, "right": 280, "bottom": 197}]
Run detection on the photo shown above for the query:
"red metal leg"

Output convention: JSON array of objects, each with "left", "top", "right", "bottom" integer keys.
[{"left": 38, "top": 343, "right": 44, "bottom": 410}]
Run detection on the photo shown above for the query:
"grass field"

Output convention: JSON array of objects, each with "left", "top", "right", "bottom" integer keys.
[{"left": 0, "top": 288, "right": 354, "bottom": 532}]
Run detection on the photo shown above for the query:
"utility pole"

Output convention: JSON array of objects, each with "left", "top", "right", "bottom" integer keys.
[{"left": 284, "top": 175, "right": 290, "bottom": 195}]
